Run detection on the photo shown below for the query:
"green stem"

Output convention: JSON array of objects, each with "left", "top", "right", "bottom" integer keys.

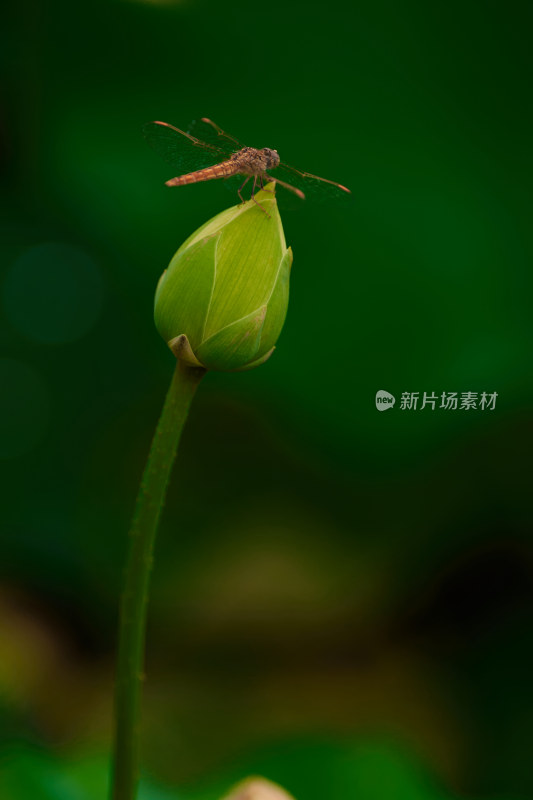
[{"left": 111, "top": 358, "right": 206, "bottom": 800}]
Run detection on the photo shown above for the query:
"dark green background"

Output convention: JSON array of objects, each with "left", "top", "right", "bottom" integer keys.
[{"left": 1, "top": 0, "right": 532, "bottom": 798}]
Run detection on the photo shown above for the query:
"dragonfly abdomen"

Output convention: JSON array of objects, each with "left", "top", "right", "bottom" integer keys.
[{"left": 166, "top": 161, "right": 238, "bottom": 187}]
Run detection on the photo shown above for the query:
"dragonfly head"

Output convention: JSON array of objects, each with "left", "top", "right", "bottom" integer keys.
[{"left": 262, "top": 148, "right": 280, "bottom": 169}]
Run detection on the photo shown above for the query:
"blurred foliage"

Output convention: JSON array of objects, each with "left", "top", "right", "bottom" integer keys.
[
  {"left": 0, "top": 740, "right": 457, "bottom": 800},
  {"left": 1, "top": 0, "right": 533, "bottom": 798}
]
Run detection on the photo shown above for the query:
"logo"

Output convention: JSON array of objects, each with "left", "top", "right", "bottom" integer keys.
[
  {"left": 375, "top": 390, "right": 396, "bottom": 411},
  {"left": 374, "top": 390, "right": 498, "bottom": 411}
]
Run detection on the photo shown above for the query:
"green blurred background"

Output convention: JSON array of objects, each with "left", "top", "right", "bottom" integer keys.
[{"left": 1, "top": 0, "right": 532, "bottom": 797}]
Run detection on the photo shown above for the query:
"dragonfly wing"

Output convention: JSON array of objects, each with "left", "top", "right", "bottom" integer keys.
[
  {"left": 272, "top": 162, "right": 351, "bottom": 201},
  {"left": 187, "top": 118, "right": 245, "bottom": 155},
  {"left": 142, "top": 120, "right": 227, "bottom": 172}
]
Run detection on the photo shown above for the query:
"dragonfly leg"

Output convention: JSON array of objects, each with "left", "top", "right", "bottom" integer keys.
[
  {"left": 259, "top": 173, "right": 275, "bottom": 194},
  {"left": 238, "top": 176, "right": 250, "bottom": 204},
  {"left": 251, "top": 175, "right": 270, "bottom": 217},
  {"left": 265, "top": 173, "right": 305, "bottom": 200}
]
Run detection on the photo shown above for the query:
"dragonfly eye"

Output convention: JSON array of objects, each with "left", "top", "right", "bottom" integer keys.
[{"left": 263, "top": 148, "right": 280, "bottom": 168}]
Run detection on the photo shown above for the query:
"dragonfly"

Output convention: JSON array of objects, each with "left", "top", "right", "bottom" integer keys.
[{"left": 142, "top": 117, "right": 351, "bottom": 208}]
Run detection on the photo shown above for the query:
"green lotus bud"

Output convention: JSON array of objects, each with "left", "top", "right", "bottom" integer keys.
[{"left": 154, "top": 184, "right": 292, "bottom": 372}]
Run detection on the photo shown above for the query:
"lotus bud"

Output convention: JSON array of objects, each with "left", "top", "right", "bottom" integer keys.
[
  {"left": 154, "top": 184, "right": 292, "bottom": 372},
  {"left": 221, "top": 777, "right": 296, "bottom": 800}
]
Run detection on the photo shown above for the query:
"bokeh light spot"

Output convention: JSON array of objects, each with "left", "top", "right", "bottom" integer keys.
[{"left": 3, "top": 243, "right": 104, "bottom": 344}]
